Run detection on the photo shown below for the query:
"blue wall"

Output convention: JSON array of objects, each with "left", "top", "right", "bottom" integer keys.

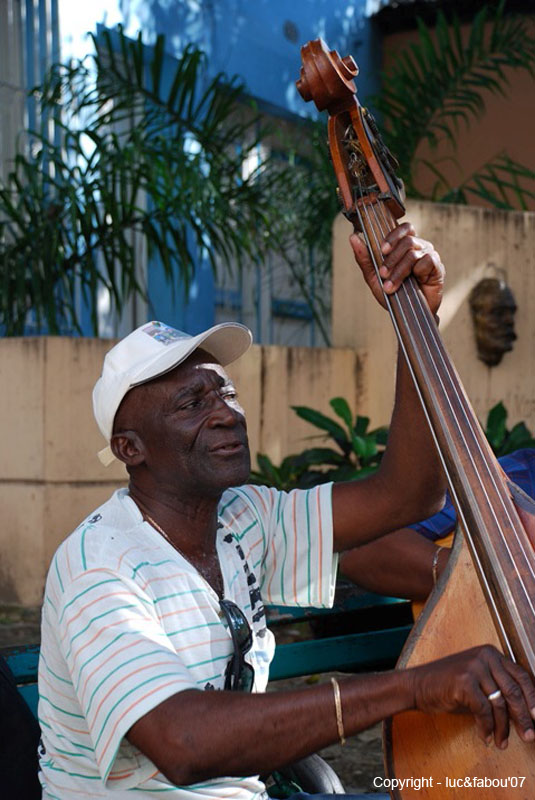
[
  {"left": 113, "top": 1, "right": 382, "bottom": 336},
  {"left": 120, "top": 0, "right": 381, "bottom": 118}
]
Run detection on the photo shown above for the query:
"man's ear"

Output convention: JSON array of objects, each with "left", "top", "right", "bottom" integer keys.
[{"left": 110, "top": 431, "right": 145, "bottom": 467}]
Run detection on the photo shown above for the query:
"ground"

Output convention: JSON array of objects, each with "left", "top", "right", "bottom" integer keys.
[{"left": 0, "top": 604, "right": 40, "bottom": 646}]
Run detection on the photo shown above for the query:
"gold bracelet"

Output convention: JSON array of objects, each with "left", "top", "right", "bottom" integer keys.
[
  {"left": 330, "top": 677, "right": 346, "bottom": 746},
  {"left": 432, "top": 546, "right": 445, "bottom": 586}
]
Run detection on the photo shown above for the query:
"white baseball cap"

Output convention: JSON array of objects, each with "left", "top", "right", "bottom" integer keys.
[{"left": 93, "top": 320, "right": 252, "bottom": 466}]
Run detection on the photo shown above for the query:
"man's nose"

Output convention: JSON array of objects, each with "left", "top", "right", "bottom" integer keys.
[{"left": 207, "top": 393, "right": 244, "bottom": 426}]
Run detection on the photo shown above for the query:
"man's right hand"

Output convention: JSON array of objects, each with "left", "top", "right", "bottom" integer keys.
[{"left": 409, "top": 645, "right": 535, "bottom": 749}]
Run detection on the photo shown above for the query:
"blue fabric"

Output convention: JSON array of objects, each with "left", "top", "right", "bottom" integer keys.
[{"left": 409, "top": 448, "right": 535, "bottom": 541}]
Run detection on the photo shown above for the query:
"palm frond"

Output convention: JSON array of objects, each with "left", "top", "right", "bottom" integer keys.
[
  {"left": 1, "top": 26, "right": 316, "bottom": 335},
  {"left": 374, "top": 1, "right": 535, "bottom": 197},
  {"left": 458, "top": 153, "right": 535, "bottom": 210}
]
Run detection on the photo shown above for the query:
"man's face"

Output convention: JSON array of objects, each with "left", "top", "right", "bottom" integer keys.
[{"left": 116, "top": 349, "right": 251, "bottom": 496}]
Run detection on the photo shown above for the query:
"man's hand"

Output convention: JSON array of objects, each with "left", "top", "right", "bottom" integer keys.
[
  {"left": 350, "top": 222, "right": 445, "bottom": 314},
  {"left": 409, "top": 645, "right": 535, "bottom": 749}
]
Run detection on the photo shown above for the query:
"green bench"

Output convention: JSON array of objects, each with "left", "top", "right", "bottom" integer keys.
[{"left": 268, "top": 588, "right": 412, "bottom": 681}]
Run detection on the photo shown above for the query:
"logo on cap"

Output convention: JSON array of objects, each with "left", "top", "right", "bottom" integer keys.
[{"left": 142, "top": 321, "right": 190, "bottom": 346}]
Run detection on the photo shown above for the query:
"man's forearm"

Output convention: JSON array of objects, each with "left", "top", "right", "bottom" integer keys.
[
  {"left": 127, "top": 637, "right": 535, "bottom": 785},
  {"left": 382, "top": 350, "right": 445, "bottom": 518},
  {"left": 340, "top": 528, "right": 442, "bottom": 601},
  {"left": 127, "top": 670, "right": 415, "bottom": 786}
]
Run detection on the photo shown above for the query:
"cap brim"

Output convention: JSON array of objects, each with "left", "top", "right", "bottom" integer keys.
[{"left": 131, "top": 322, "right": 252, "bottom": 387}]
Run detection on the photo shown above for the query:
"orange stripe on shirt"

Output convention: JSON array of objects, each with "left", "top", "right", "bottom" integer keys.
[
  {"left": 39, "top": 670, "right": 78, "bottom": 705},
  {"left": 158, "top": 602, "right": 212, "bottom": 622},
  {"left": 107, "top": 770, "right": 134, "bottom": 781},
  {"left": 61, "top": 591, "right": 147, "bottom": 643},
  {"left": 247, "top": 485, "right": 269, "bottom": 514},
  {"left": 91, "top": 659, "right": 181, "bottom": 724},
  {"left": 99, "top": 679, "right": 180, "bottom": 768},
  {"left": 71, "top": 616, "right": 144, "bottom": 663},
  {"left": 65, "top": 540, "right": 73, "bottom": 583},
  {"left": 81, "top": 639, "right": 142, "bottom": 702},
  {"left": 316, "top": 488, "right": 323, "bottom": 604},
  {"left": 226, "top": 504, "right": 250, "bottom": 527},
  {"left": 138, "top": 570, "right": 191, "bottom": 592},
  {"left": 243, "top": 536, "right": 263, "bottom": 561},
  {"left": 51, "top": 720, "right": 90, "bottom": 737},
  {"left": 117, "top": 544, "right": 150, "bottom": 571},
  {"left": 266, "top": 531, "right": 278, "bottom": 603}
]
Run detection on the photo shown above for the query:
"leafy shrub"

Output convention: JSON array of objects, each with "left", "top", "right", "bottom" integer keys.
[
  {"left": 483, "top": 401, "right": 535, "bottom": 457},
  {"left": 250, "top": 397, "right": 388, "bottom": 490},
  {"left": 251, "top": 399, "right": 535, "bottom": 490}
]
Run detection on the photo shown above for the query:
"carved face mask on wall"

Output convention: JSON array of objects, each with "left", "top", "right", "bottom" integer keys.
[{"left": 468, "top": 277, "right": 517, "bottom": 367}]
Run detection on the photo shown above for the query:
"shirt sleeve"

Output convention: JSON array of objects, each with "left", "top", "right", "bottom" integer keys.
[
  {"left": 231, "top": 483, "right": 337, "bottom": 608},
  {"left": 56, "top": 568, "right": 195, "bottom": 784}
]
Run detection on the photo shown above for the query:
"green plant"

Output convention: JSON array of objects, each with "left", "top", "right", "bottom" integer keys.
[
  {"left": 250, "top": 397, "right": 388, "bottom": 490},
  {"left": 374, "top": 1, "right": 535, "bottom": 208},
  {"left": 483, "top": 401, "right": 535, "bottom": 457},
  {"left": 251, "top": 397, "right": 535, "bottom": 492},
  {"left": 0, "top": 28, "right": 329, "bottom": 336}
]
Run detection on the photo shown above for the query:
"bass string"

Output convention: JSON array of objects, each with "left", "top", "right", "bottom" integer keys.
[
  {"left": 365, "top": 203, "right": 521, "bottom": 650},
  {"left": 372, "top": 218, "right": 535, "bottom": 670},
  {"left": 370, "top": 201, "right": 535, "bottom": 603},
  {"left": 355, "top": 197, "right": 501, "bottom": 542},
  {"left": 352, "top": 180, "right": 485, "bottom": 473},
  {"left": 373, "top": 201, "right": 535, "bottom": 599},
  {"left": 370, "top": 202, "right": 504, "bottom": 491},
  {"left": 368, "top": 197, "right": 529, "bottom": 539},
  {"left": 352, "top": 186, "right": 535, "bottom": 653},
  {"left": 354, "top": 199, "right": 517, "bottom": 660},
  {"left": 371, "top": 199, "right": 535, "bottom": 595}
]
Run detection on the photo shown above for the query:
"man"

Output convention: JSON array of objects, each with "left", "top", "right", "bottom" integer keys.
[
  {"left": 340, "top": 449, "right": 535, "bottom": 602},
  {"left": 38, "top": 225, "right": 535, "bottom": 799}
]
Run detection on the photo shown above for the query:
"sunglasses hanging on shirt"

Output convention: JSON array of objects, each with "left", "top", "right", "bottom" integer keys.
[{"left": 220, "top": 599, "right": 255, "bottom": 692}]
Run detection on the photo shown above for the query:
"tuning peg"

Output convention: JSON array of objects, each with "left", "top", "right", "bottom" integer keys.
[
  {"left": 341, "top": 55, "right": 359, "bottom": 79},
  {"left": 296, "top": 67, "right": 311, "bottom": 102}
]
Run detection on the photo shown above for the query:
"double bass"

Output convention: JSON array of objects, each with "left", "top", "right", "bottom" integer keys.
[{"left": 296, "top": 39, "right": 535, "bottom": 798}]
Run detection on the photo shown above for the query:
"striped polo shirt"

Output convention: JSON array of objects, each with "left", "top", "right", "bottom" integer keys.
[{"left": 38, "top": 483, "right": 336, "bottom": 798}]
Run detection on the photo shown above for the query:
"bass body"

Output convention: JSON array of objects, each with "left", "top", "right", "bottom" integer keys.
[{"left": 386, "top": 526, "right": 535, "bottom": 799}]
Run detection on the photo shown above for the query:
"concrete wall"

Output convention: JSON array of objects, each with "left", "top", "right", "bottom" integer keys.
[
  {"left": 0, "top": 338, "right": 359, "bottom": 605},
  {"left": 332, "top": 199, "right": 535, "bottom": 430}
]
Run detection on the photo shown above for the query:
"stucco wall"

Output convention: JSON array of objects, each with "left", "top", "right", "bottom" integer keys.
[
  {"left": 332, "top": 199, "right": 535, "bottom": 430},
  {"left": 0, "top": 338, "right": 359, "bottom": 605}
]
